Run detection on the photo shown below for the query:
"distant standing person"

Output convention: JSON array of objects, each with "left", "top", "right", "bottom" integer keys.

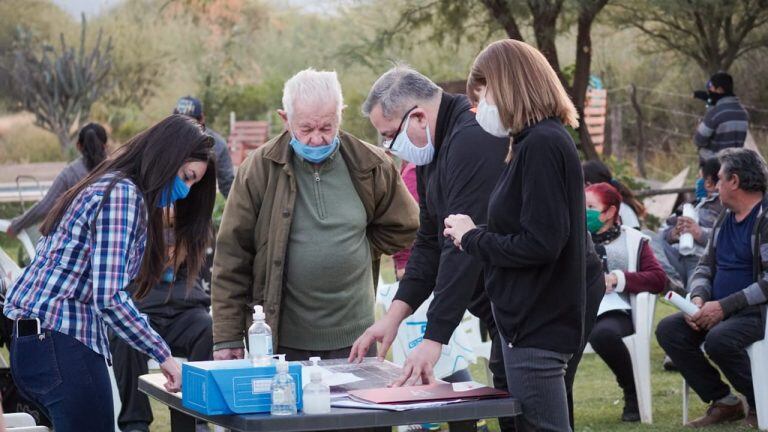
[
  {"left": 694, "top": 72, "right": 749, "bottom": 161},
  {"left": 7, "top": 123, "right": 108, "bottom": 237},
  {"left": 174, "top": 96, "right": 235, "bottom": 197},
  {"left": 583, "top": 159, "right": 645, "bottom": 229}
]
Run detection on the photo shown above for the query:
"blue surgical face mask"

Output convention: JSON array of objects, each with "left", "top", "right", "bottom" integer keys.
[
  {"left": 290, "top": 134, "right": 339, "bottom": 164},
  {"left": 695, "top": 177, "right": 707, "bottom": 200},
  {"left": 157, "top": 175, "right": 190, "bottom": 208}
]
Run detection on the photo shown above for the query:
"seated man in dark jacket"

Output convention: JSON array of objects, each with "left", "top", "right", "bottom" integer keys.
[{"left": 657, "top": 148, "right": 768, "bottom": 428}]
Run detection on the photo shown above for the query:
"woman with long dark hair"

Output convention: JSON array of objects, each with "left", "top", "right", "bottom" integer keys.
[
  {"left": 3, "top": 115, "right": 216, "bottom": 432},
  {"left": 443, "top": 39, "right": 589, "bottom": 431},
  {"left": 7, "top": 123, "right": 109, "bottom": 237}
]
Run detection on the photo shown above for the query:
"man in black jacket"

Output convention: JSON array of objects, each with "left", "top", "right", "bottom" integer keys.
[
  {"left": 350, "top": 66, "right": 515, "bottom": 430},
  {"left": 350, "top": 66, "right": 605, "bottom": 431}
]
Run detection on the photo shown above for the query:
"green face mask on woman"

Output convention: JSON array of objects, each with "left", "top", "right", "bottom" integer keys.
[{"left": 586, "top": 208, "right": 605, "bottom": 234}]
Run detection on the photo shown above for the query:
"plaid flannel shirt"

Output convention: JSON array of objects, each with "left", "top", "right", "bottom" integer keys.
[{"left": 4, "top": 174, "right": 171, "bottom": 363}]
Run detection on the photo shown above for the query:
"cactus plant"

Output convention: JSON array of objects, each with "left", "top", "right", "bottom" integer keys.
[{"left": 10, "top": 13, "right": 112, "bottom": 149}]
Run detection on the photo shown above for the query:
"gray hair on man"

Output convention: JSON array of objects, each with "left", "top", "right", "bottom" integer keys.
[
  {"left": 362, "top": 65, "right": 441, "bottom": 120},
  {"left": 718, "top": 148, "right": 768, "bottom": 193},
  {"left": 282, "top": 68, "right": 344, "bottom": 122}
]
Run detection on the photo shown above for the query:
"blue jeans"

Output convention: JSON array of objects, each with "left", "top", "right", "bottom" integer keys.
[{"left": 11, "top": 327, "right": 115, "bottom": 432}]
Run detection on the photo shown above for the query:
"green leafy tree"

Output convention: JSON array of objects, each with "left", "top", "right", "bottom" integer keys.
[
  {"left": 340, "top": 0, "right": 610, "bottom": 160},
  {"left": 611, "top": 0, "right": 768, "bottom": 75}
]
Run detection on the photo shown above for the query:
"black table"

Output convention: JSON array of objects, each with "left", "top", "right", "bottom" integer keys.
[{"left": 139, "top": 374, "right": 521, "bottom": 432}]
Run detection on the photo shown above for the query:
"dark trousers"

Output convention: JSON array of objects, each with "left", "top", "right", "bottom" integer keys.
[
  {"left": 487, "top": 298, "right": 598, "bottom": 432},
  {"left": 109, "top": 306, "right": 213, "bottom": 431},
  {"left": 656, "top": 308, "right": 764, "bottom": 409},
  {"left": 564, "top": 269, "right": 604, "bottom": 429},
  {"left": 501, "top": 343, "right": 572, "bottom": 432},
  {"left": 11, "top": 329, "right": 114, "bottom": 432},
  {"left": 588, "top": 311, "right": 636, "bottom": 394},
  {"left": 487, "top": 323, "right": 517, "bottom": 432}
]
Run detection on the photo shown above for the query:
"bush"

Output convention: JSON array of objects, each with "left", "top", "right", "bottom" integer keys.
[{"left": 0, "top": 124, "right": 63, "bottom": 163}]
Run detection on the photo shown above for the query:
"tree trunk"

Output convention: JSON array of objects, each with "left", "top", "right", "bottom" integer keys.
[
  {"left": 482, "top": 0, "right": 524, "bottom": 41},
  {"left": 54, "top": 126, "right": 70, "bottom": 151},
  {"left": 528, "top": 0, "right": 565, "bottom": 84},
  {"left": 570, "top": 1, "right": 607, "bottom": 161},
  {"left": 630, "top": 84, "right": 647, "bottom": 178}
]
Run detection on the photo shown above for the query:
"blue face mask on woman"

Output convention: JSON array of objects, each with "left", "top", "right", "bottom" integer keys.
[
  {"left": 290, "top": 134, "right": 339, "bottom": 164},
  {"left": 157, "top": 176, "right": 190, "bottom": 208}
]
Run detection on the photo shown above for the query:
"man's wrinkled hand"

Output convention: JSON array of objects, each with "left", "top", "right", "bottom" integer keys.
[
  {"left": 390, "top": 339, "right": 442, "bottom": 387},
  {"left": 691, "top": 300, "right": 724, "bottom": 331},
  {"left": 349, "top": 316, "right": 399, "bottom": 363},
  {"left": 685, "top": 296, "right": 705, "bottom": 331}
]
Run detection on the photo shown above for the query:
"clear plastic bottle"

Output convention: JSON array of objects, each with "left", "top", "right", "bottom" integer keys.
[
  {"left": 248, "top": 305, "right": 273, "bottom": 366},
  {"left": 679, "top": 203, "right": 697, "bottom": 256},
  {"left": 270, "top": 359, "right": 297, "bottom": 416},
  {"left": 302, "top": 357, "right": 330, "bottom": 414}
]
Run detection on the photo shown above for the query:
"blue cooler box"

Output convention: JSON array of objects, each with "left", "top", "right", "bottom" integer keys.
[{"left": 182, "top": 359, "right": 303, "bottom": 415}]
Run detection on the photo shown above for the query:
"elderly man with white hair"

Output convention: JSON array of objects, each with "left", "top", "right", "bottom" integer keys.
[{"left": 211, "top": 68, "right": 419, "bottom": 363}]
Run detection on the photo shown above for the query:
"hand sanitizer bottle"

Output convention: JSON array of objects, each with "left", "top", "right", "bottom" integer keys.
[
  {"left": 270, "top": 357, "right": 297, "bottom": 416},
  {"left": 303, "top": 357, "right": 330, "bottom": 414},
  {"left": 248, "top": 305, "right": 273, "bottom": 366}
]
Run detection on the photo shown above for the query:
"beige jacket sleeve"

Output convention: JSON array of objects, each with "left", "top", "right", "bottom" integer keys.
[
  {"left": 211, "top": 160, "right": 263, "bottom": 347},
  {"left": 368, "top": 157, "right": 420, "bottom": 256}
]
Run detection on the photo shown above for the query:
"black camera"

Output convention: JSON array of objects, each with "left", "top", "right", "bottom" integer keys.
[{"left": 693, "top": 90, "right": 709, "bottom": 102}]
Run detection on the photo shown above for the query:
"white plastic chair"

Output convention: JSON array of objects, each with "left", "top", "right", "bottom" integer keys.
[
  {"left": 622, "top": 292, "right": 657, "bottom": 424},
  {"left": 746, "top": 313, "right": 768, "bottom": 430},
  {"left": 682, "top": 315, "right": 766, "bottom": 430},
  {"left": 582, "top": 292, "right": 656, "bottom": 423}
]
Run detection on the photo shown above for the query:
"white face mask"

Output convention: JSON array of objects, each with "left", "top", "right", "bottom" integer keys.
[
  {"left": 476, "top": 97, "right": 510, "bottom": 138},
  {"left": 384, "top": 114, "right": 435, "bottom": 166}
]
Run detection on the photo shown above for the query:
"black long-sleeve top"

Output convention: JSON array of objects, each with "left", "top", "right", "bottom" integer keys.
[
  {"left": 461, "top": 118, "right": 587, "bottom": 354},
  {"left": 393, "top": 92, "right": 508, "bottom": 344}
]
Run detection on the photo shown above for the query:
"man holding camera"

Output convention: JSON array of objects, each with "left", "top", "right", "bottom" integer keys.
[{"left": 693, "top": 72, "right": 749, "bottom": 161}]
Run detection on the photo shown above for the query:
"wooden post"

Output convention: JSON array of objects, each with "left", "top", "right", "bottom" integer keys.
[{"left": 630, "top": 84, "right": 647, "bottom": 177}]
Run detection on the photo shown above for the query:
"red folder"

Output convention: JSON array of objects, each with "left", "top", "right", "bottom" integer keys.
[{"left": 348, "top": 383, "right": 508, "bottom": 404}]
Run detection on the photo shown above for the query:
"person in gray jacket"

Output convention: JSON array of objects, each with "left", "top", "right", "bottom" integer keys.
[
  {"left": 7, "top": 123, "right": 107, "bottom": 237},
  {"left": 694, "top": 72, "right": 749, "bottom": 161},
  {"left": 173, "top": 96, "right": 234, "bottom": 197}
]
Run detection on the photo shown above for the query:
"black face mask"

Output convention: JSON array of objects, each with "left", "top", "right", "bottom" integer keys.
[{"left": 708, "top": 91, "right": 725, "bottom": 105}]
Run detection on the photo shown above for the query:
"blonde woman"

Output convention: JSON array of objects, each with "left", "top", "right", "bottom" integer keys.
[{"left": 444, "top": 39, "right": 586, "bottom": 432}]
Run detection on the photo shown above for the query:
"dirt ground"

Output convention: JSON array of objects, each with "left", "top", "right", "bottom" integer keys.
[{"left": 0, "top": 161, "right": 67, "bottom": 183}]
